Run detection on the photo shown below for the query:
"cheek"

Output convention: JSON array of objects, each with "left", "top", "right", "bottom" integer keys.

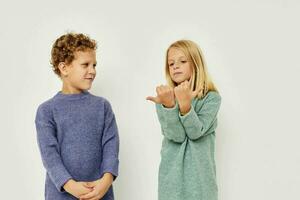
[
  {"left": 71, "top": 69, "right": 85, "bottom": 80},
  {"left": 184, "top": 64, "right": 192, "bottom": 77},
  {"left": 168, "top": 67, "right": 173, "bottom": 76}
]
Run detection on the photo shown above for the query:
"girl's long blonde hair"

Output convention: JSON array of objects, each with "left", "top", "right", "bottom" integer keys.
[{"left": 165, "top": 40, "right": 219, "bottom": 99}]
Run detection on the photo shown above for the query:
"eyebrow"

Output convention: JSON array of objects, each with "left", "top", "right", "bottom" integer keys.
[
  {"left": 80, "top": 61, "right": 97, "bottom": 64},
  {"left": 168, "top": 56, "right": 187, "bottom": 62}
]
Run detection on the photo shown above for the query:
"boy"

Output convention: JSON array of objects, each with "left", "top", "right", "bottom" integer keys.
[{"left": 35, "top": 33, "right": 119, "bottom": 200}]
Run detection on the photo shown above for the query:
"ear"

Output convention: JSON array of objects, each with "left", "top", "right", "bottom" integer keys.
[{"left": 58, "top": 62, "right": 69, "bottom": 77}]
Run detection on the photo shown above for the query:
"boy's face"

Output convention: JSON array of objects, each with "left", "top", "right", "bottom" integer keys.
[
  {"left": 62, "top": 50, "right": 97, "bottom": 92},
  {"left": 167, "top": 47, "right": 192, "bottom": 85}
]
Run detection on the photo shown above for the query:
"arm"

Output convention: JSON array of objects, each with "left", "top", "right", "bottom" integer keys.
[
  {"left": 35, "top": 103, "right": 73, "bottom": 192},
  {"left": 179, "top": 92, "right": 221, "bottom": 140},
  {"left": 155, "top": 101, "right": 187, "bottom": 143},
  {"left": 100, "top": 101, "right": 120, "bottom": 180}
]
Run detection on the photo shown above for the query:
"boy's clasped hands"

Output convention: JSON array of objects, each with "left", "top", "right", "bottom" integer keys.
[
  {"left": 63, "top": 173, "right": 113, "bottom": 200},
  {"left": 147, "top": 80, "right": 202, "bottom": 115}
]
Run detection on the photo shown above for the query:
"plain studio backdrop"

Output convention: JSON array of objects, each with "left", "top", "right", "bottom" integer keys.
[{"left": 0, "top": 0, "right": 299, "bottom": 199}]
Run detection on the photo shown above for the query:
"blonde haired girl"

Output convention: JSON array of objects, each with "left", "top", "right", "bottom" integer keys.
[{"left": 147, "top": 40, "right": 222, "bottom": 200}]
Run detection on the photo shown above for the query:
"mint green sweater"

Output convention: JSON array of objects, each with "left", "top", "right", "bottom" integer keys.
[{"left": 156, "top": 91, "right": 221, "bottom": 200}]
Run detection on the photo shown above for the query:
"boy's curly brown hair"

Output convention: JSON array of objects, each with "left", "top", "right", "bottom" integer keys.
[{"left": 51, "top": 33, "right": 97, "bottom": 77}]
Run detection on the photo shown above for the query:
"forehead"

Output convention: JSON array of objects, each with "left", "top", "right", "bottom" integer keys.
[
  {"left": 168, "top": 47, "right": 187, "bottom": 60},
  {"left": 74, "top": 50, "right": 96, "bottom": 60}
]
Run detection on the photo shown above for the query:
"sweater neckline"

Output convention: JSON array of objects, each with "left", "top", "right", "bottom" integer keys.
[{"left": 54, "top": 90, "right": 90, "bottom": 100}]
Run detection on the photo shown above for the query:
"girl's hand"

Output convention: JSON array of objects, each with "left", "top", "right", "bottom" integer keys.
[
  {"left": 146, "top": 85, "right": 175, "bottom": 108},
  {"left": 174, "top": 80, "right": 202, "bottom": 115},
  {"left": 63, "top": 179, "right": 93, "bottom": 199},
  {"left": 79, "top": 173, "right": 113, "bottom": 200}
]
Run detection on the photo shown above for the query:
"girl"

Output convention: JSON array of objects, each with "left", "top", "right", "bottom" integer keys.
[{"left": 147, "top": 40, "right": 221, "bottom": 200}]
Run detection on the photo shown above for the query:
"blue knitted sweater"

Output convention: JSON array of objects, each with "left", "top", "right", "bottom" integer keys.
[{"left": 35, "top": 90, "right": 119, "bottom": 200}]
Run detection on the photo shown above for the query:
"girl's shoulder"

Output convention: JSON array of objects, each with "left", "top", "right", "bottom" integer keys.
[
  {"left": 196, "top": 90, "right": 221, "bottom": 102},
  {"left": 193, "top": 90, "right": 222, "bottom": 108}
]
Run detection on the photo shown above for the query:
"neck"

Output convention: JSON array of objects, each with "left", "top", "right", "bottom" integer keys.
[{"left": 61, "top": 83, "right": 84, "bottom": 94}]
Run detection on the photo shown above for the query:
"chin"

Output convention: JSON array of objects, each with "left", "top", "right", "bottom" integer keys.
[
  {"left": 172, "top": 78, "right": 185, "bottom": 85},
  {"left": 80, "top": 84, "right": 92, "bottom": 90},
  {"left": 85, "top": 86, "right": 92, "bottom": 90}
]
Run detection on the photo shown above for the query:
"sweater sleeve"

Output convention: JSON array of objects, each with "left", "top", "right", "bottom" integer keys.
[
  {"left": 179, "top": 92, "right": 221, "bottom": 140},
  {"left": 100, "top": 101, "right": 120, "bottom": 180},
  {"left": 155, "top": 102, "right": 186, "bottom": 143},
  {"left": 35, "top": 103, "right": 73, "bottom": 193}
]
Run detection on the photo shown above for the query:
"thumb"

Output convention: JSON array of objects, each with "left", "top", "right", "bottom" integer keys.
[
  {"left": 146, "top": 96, "right": 160, "bottom": 103},
  {"left": 85, "top": 181, "right": 96, "bottom": 187}
]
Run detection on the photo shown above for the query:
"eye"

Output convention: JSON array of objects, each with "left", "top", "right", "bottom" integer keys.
[
  {"left": 181, "top": 60, "right": 187, "bottom": 64},
  {"left": 82, "top": 63, "right": 89, "bottom": 68},
  {"left": 168, "top": 63, "right": 174, "bottom": 67},
  {"left": 93, "top": 64, "right": 97, "bottom": 68}
]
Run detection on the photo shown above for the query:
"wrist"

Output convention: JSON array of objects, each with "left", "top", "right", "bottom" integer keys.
[
  {"left": 63, "top": 179, "right": 75, "bottom": 191},
  {"left": 179, "top": 104, "right": 191, "bottom": 115},
  {"left": 103, "top": 173, "right": 114, "bottom": 185},
  {"left": 163, "top": 101, "right": 175, "bottom": 108}
]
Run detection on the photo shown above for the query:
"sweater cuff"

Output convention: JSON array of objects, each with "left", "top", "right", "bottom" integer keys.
[
  {"left": 155, "top": 102, "right": 180, "bottom": 122},
  {"left": 55, "top": 173, "right": 73, "bottom": 193},
  {"left": 48, "top": 165, "right": 73, "bottom": 193},
  {"left": 178, "top": 104, "right": 198, "bottom": 126},
  {"left": 101, "top": 158, "right": 119, "bottom": 180}
]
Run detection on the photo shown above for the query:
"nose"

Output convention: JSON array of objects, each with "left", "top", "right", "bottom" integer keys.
[
  {"left": 173, "top": 62, "right": 181, "bottom": 69},
  {"left": 88, "top": 66, "right": 96, "bottom": 75}
]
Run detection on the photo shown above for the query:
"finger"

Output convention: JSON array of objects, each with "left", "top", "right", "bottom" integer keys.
[
  {"left": 78, "top": 189, "right": 93, "bottom": 200},
  {"left": 161, "top": 85, "right": 168, "bottom": 92},
  {"left": 164, "top": 85, "right": 172, "bottom": 94},
  {"left": 183, "top": 80, "right": 189, "bottom": 89},
  {"left": 178, "top": 81, "right": 185, "bottom": 86},
  {"left": 89, "top": 195, "right": 102, "bottom": 200},
  {"left": 83, "top": 182, "right": 94, "bottom": 188},
  {"left": 175, "top": 85, "right": 181, "bottom": 91},
  {"left": 156, "top": 86, "right": 162, "bottom": 94},
  {"left": 79, "top": 190, "right": 97, "bottom": 199},
  {"left": 169, "top": 86, "right": 175, "bottom": 92},
  {"left": 174, "top": 86, "right": 180, "bottom": 97},
  {"left": 178, "top": 83, "right": 184, "bottom": 89},
  {"left": 146, "top": 96, "right": 160, "bottom": 103}
]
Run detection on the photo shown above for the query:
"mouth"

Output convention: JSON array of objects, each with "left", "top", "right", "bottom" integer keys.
[
  {"left": 85, "top": 77, "right": 94, "bottom": 81},
  {"left": 173, "top": 72, "right": 182, "bottom": 76}
]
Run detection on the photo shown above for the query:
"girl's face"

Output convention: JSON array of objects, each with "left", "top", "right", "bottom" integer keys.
[
  {"left": 64, "top": 50, "right": 97, "bottom": 93},
  {"left": 167, "top": 47, "right": 192, "bottom": 85}
]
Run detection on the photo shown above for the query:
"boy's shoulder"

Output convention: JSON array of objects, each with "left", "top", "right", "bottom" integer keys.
[
  {"left": 89, "top": 93, "right": 111, "bottom": 106},
  {"left": 88, "top": 93, "right": 115, "bottom": 113},
  {"left": 36, "top": 96, "right": 56, "bottom": 116}
]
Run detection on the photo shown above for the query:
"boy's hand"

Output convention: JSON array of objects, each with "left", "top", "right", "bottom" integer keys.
[
  {"left": 63, "top": 179, "right": 93, "bottom": 199},
  {"left": 174, "top": 80, "right": 202, "bottom": 115},
  {"left": 146, "top": 85, "right": 175, "bottom": 108},
  {"left": 79, "top": 173, "right": 114, "bottom": 200}
]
